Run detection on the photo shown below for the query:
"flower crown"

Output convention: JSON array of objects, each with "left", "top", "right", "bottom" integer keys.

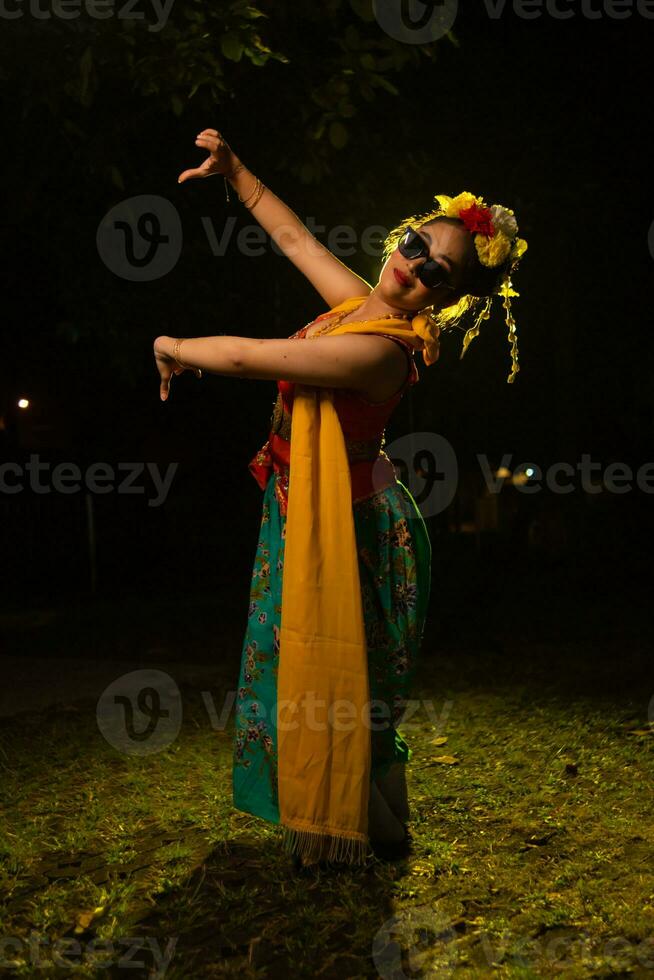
[
  {"left": 383, "top": 192, "right": 528, "bottom": 383},
  {"left": 435, "top": 191, "right": 528, "bottom": 271}
]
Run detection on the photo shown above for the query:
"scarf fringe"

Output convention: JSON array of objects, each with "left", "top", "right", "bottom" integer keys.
[{"left": 281, "top": 824, "right": 369, "bottom": 865}]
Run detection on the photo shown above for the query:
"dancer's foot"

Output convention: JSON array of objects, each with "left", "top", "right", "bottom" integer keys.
[
  {"left": 368, "top": 781, "right": 407, "bottom": 843},
  {"left": 369, "top": 823, "right": 413, "bottom": 861},
  {"left": 374, "top": 762, "right": 411, "bottom": 825}
]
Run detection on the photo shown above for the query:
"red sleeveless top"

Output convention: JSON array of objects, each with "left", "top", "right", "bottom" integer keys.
[{"left": 248, "top": 310, "right": 420, "bottom": 515}]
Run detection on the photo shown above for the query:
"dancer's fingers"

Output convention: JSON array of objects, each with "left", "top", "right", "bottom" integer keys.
[
  {"left": 178, "top": 167, "right": 205, "bottom": 183},
  {"left": 195, "top": 137, "right": 220, "bottom": 151},
  {"left": 198, "top": 128, "right": 220, "bottom": 138}
]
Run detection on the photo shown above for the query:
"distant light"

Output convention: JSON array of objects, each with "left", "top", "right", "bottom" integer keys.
[
  {"left": 18, "top": 398, "right": 30, "bottom": 409},
  {"left": 525, "top": 467, "right": 535, "bottom": 478},
  {"left": 495, "top": 466, "right": 512, "bottom": 479}
]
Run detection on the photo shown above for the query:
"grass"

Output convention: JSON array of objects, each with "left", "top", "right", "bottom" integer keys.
[
  {"left": 1, "top": 626, "right": 653, "bottom": 979},
  {"left": 1, "top": 547, "right": 653, "bottom": 977}
]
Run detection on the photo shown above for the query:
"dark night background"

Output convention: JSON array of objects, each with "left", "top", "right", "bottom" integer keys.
[
  {"left": 1, "top": 1, "right": 652, "bottom": 675},
  {"left": 1, "top": 4, "right": 654, "bottom": 973}
]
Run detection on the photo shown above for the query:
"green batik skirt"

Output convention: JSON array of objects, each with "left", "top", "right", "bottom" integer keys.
[{"left": 232, "top": 476, "right": 432, "bottom": 825}]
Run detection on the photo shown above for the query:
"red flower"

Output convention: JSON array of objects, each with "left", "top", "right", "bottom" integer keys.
[{"left": 458, "top": 203, "right": 495, "bottom": 238}]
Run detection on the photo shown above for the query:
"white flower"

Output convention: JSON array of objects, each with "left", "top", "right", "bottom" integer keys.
[{"left": 490, "top": 205, "right": 518, "bottom": 240}]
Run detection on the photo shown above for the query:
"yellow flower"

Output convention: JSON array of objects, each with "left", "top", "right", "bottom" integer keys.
[
  {"left": 475, "top": 230, "right": 512, "bottom": 267},
  {"left": 510, "top": 237, "right": 529, "bottom": 262},
  {"left": 446, "top": 191, "right": 482, "bottom": 217}
]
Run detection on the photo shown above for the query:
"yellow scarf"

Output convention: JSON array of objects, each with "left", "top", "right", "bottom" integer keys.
[{"left": 277, "top": 296, "right": 426, "bottom": 864}]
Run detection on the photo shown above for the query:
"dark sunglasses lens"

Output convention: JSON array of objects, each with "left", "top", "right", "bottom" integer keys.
[
  {"left": 398, "top": 228, "right": 426, "bottom": 259},
  {"left": 419, "top": 262, "right": 450, "bottom": 290}
]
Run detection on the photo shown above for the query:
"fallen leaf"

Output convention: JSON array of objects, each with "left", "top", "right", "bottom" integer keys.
[
  {"left": 430, "top": 755, "right": 459, "bottom": 765},
  {"left": 74, "top": 906, "right": 105, "bottom": 933},
  {"left": 410, "top": 860, "right": 435, "bottom": 876}
]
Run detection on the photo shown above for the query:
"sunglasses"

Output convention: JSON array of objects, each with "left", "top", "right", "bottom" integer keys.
[{"left": 397, "top": 226, "right": 457, "bottom": 292}]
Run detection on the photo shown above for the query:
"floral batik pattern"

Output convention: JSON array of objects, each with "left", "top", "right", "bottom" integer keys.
[{"left": 232, "top": 475, "right": 431, "bottom": 825}]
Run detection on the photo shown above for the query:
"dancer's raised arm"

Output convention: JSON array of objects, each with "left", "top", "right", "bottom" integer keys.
[{"left": 178, "top": 128, "right": 372, "bottom": 308}]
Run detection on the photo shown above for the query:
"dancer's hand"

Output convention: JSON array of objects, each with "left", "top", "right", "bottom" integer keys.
[
  {"left": 154, "top": 336, "right": 201, "bottom": 402},
  {"left": 177, "top": 128, "right": 239, "bottom": 184}
]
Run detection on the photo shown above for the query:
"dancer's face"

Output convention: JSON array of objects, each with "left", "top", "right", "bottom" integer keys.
[{"left": 378, "top": 219, "right": 472, "bottom": 314}]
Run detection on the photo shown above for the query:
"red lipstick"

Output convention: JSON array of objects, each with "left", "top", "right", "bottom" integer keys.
[{"left": 394, "top": 268, "right": 410, "bottom": 287}]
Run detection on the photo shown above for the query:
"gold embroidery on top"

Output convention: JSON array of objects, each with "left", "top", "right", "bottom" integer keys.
[{"left": 270, "top": 393, "right": 284, "bottom": 436}]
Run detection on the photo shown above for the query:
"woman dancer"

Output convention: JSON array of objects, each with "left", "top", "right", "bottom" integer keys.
[{"left": 154, "top": 128, "right": 527, "bottom": 870}]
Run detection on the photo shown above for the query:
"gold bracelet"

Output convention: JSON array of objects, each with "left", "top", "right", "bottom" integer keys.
[
  {"left": 224, "top": 163, "right": 246, "bottom": 203},
  {"left": 238, "top": 175, "right": 261, "bottom": 207},
  {"left": 173, "top": 338, "right": 189, "bottom": 368},
  {"left": 244, "top": 180, "right": 266, "bottom": 210}
]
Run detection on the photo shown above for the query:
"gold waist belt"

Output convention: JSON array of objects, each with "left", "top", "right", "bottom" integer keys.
[{"left": 270, "top": 393, "right": 385, "bottom": 464}]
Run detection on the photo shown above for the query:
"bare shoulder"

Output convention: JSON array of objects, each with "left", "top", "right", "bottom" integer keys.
[{"left": 341, "top": 333, "right": 411, "bottom": 404}]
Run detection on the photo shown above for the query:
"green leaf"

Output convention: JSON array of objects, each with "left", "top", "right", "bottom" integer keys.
[
  {"left": 171, "top": 93, "right": 184, "bottom": 116},
  {"left": 371, "top": 73, "right": 399, "bottom": 96},
  {"left": 359, "top": 53, "right": 375, "bottom": 71},
  {"left": 220, "top": 34, "right": 244, "bottom": 62},
  {"left": 329, "top": 121, "right": 348, "bottom": 149}
]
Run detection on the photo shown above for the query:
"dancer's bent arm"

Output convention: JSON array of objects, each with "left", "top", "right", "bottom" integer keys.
[{"left": 178, "top": 128, "right": 372, "bottom": 308}]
